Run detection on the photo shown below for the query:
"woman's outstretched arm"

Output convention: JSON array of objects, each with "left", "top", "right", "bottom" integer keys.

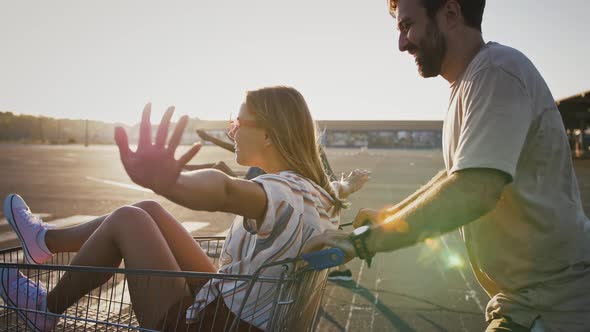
[
  {"left": 159, "top": 169, "right": 267, "bottom": 223},
  {"left": 115, "top": 105, "right": 266, "bottom": 222}
]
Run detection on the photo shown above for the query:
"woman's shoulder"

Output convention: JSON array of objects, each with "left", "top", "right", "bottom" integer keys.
[
  {"left": 254, "top": 171, "right": 306, "bottom": 185},
  {"left": 253, "top": 171, "right": 299, "bottom": 188},
  {"left": 254, "top": 172, "right": 330, "bottom": 199},
  {"left": 254, "top": 172, "right": 340, "bottom": 227}
]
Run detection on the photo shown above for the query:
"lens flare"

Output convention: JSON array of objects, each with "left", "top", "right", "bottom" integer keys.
[
  {"left": 382, "top": 219, "right": 409, "bottom": 233},
  {"left": 446, "top": 254, "right": 464, "bottom": 268},
  {"left": 424, "top": 238, "right": 440, "bottom": 250}
]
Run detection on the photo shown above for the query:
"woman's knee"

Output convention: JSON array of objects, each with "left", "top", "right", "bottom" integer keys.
[
  {"left": 132, "top": 200, "right": 176, "bottom": 228},
  {"left": 133, "top": 200, "right": 165, "bottom": 216},
  {"left": 103, "top": 206, "right": 155, "bottom": 233}
]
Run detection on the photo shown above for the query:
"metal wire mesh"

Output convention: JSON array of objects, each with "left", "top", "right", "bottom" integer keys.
[{"left": 0, "top": 236, "right": 328, "bottom": 331}]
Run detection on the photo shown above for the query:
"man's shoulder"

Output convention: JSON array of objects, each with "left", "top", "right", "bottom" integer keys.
[
  {"left": 470, "top": 42, "right": 532, "bottom": 76},
  {"left": 465, "top": 42, "right": 536, "bottom": 86},
  {"left": 482, "top": 42, "right": 523, "bottom": 57}
]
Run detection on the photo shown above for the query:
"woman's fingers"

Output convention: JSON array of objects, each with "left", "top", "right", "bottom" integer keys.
[
  {"left": 167, "top": 115, "right": 189, "bottom": 155},
  {"left": 138, "top": 103, "right": 153, "bottom": 150},
  {"left": 114, "top": 127, "right": 132, "bottom": 161},
  {"left": 155, "top": 106, "right": 175, "bottom": 148},
  {"left": 177, "top": 143, "right": 202, "bottom": 168}
]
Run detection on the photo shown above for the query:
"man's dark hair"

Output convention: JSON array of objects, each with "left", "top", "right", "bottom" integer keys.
[{"left": 389, "top": 0, "right": 485, "bottom": 32}]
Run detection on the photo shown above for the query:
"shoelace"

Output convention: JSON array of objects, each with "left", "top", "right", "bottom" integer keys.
[
  {"left": 11, "top": 275, "right": 46, "bottom": 304},
  {"left": 17, "top": 208, "right": 43, "bottom": 232}
]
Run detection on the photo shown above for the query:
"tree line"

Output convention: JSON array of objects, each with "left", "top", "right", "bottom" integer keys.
[
  {"left": 0, "top": 111, "right": 123, "bottom": 144},
  {"left": 0, "top": 112, "right": 205, "bottom": 145}
]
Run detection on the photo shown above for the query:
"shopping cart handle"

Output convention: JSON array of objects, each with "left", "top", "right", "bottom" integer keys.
[{"left": 301, "top": 248, "right": 345, "bottom": 270}]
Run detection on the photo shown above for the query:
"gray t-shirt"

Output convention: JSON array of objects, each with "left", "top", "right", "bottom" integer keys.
[{"left": 444, "top": 42, "right": 590, "bottom": 330}]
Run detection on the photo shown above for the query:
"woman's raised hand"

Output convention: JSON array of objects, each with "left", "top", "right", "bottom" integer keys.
[{"left": 114, "top": 103, "right": 202, "bottom": 194}]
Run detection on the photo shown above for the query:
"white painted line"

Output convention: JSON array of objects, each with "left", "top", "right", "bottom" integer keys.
[
  {"left": 1, "top": 213, "right": 51, "bottom": 224},
  {"left": 215, "top": 229, "right": 229, "bottom": 237},
  {"left": 214, "top": 215, "right": 240, "bottom": 237},
  {"left": 345, "top": 260, "right": 366, "bottom": 331},
  {"left": 440, "top": 235, "right": 485, "bottom": 313},
  {"left": 85, "top": 176, "right": 152, "bottom": 193},
  {"left": 181, "top": 221, "right": 209, "bottom": 234},
  {"left": 370, "top": 255, "right": 383, "bottom": 332}
]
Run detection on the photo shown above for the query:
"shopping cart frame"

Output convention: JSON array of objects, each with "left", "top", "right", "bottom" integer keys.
[{"left": 0, "top": 236, "right": 330, "bottom": 331}]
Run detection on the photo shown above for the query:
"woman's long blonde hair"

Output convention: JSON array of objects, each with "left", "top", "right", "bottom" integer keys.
[{"left": 246, "top": 86, "right": 346, "bottom": 212}]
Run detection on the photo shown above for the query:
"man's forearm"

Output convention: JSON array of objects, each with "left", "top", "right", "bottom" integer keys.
[
  {"left": 381, "top": 170, "right": 448, "bottom": 219},
  {"left": 369, "top": 170, "right": 505, "bottom": 253},
  {"left": 202, "top": 133, "right": 235, "bottom": 153}
]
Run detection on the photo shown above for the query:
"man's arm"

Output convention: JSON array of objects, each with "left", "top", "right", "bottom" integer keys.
[
  {"left": 384, "top": 169, "right": 448, "bottom": 216},
  {"left": 196, "top": 129, "right": 235, "bottom": 153},
  {"left": 304, "top": 168, "right": 507, "bottom": 259},
  {"left": 368, "top": 168, "right": 508, "bottom": 253},
  {"left": 353, "top": 169, "right": 447, "bottom": 227}
]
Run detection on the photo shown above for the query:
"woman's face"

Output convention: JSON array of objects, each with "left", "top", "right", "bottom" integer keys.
[{"left": 233, "top": 103, "right": 266, "bottom": 167}]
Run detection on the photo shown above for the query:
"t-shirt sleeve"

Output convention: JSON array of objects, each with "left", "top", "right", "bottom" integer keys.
[
  {"left": 244, "top": 174, "right": 300, "bottom": 237},
  {"left": 451, "top": 67, "right": 533, "bottom": 180}
]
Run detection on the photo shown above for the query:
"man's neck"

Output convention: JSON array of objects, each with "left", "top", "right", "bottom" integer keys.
[{"left": 440, "top": 30, "right": 485, "bottom": 84}]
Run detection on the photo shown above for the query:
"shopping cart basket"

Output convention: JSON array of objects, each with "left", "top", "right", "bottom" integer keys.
[{"left": 0, "top": 236, "right": 335, "bottom": 331}]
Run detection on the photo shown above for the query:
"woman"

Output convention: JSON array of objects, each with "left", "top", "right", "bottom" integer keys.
[{"left": 1, "top": 86, "right": 362, "bottom": 331}]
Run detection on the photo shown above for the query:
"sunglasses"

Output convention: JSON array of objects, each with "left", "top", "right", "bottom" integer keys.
[{"left": 227, "top": 113, "right": 262, "bottom": 140}]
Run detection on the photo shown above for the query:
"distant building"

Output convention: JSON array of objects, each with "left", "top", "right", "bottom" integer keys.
[
  {"left": 192, "top": 120, "right": 443, "bottom": 149},
  {"left": 193, "top": 88, "right": 590, "bottom": 153},
  {"left": 557, "top": 90, "right": 590, "bottom": 157}
]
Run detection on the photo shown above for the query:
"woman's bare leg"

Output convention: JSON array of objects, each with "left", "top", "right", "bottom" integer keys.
[
  {"left": 132, "top": 200, "right": 216, "bottom": 273},
  {"left": 45, "top": 206, "right": 209, "bottom": 328},
  {"left": 44, "top": 215, "right": 107, "bottom": 252},
  {"left": 45, "top": 200, "right": 216, "bottom": 273}
]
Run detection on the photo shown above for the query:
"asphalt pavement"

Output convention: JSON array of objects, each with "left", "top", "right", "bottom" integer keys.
[{"left": 1, "top": 144, "right": 589, "bottom": 331}]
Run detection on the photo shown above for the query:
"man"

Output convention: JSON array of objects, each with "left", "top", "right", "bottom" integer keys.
[{"left": 304, "top": 0, "right": 590, "bottom": 330}]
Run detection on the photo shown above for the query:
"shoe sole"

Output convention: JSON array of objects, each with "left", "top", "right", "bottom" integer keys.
[
  {"left": 3, "top": 195, "right": 37, "bottom": 264},
  {"left": 0, "top": 269, "right": 45, "bottom": 332}
]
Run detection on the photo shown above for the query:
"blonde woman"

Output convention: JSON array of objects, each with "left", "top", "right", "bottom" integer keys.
[{"left": 1, "top": 86, "right": 365, "bottom": 331}]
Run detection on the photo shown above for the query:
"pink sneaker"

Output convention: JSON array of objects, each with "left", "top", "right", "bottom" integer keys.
[
  {"left": 3, "top": 194, "right": 54, "bottom": 264},
  {"left": 0, "top": 267, "right": 58, "bottom": 331}
]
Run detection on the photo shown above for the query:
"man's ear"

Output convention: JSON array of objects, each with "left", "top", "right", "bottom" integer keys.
[{"left": 440, "top": 0, "right": 461, "bottom": 30}]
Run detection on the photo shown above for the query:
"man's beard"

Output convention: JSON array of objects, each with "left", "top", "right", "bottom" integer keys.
[{"left": 414, "top": 21, "right": 447, "bottom": 77}]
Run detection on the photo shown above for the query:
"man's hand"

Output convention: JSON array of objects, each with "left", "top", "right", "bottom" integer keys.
[
  {"left": 196, "top": 129, "right": 214, "bottom": 142},
  {"left": 352, "top": 205, "right": 404, "bottom": 228},
  {"left": 352, "top": 208, "right": 379, "bottom": 228},
  {"left": 114, "top": 103, "right": 202, "bottom": 194},
  {"left": 301, "top": 229, "right": 357, "bottom": 263}
]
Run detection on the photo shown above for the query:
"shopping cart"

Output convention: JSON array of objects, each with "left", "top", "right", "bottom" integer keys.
[{"left": 0, "top": 236, "right": 340, "bottom": 331}]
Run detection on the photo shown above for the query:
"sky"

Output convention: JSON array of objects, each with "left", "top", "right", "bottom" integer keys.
[{"left": 1, "top": 0, "right": 589, "bottom": 125}]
